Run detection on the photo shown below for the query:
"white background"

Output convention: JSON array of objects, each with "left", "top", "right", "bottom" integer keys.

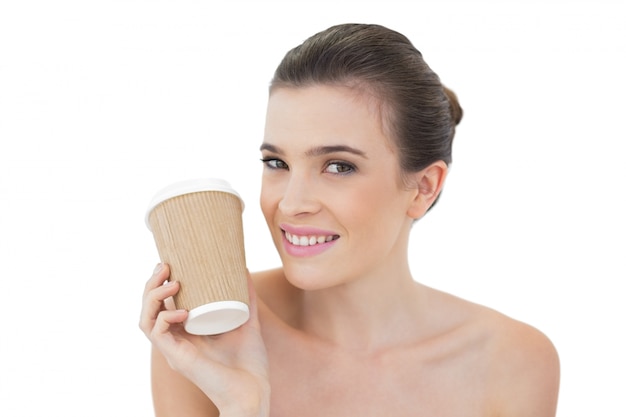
[{"left": 1, "top": 1, "right": 624, "bottom": 415}]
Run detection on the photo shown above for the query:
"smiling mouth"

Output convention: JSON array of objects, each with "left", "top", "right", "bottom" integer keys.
[{"left": 284, "top": 231, "right": 340, "bottom": 247}]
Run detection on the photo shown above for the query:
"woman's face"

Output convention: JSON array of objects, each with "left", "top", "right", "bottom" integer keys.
[{"left": 260, "top": 85, "right": 418, "bottom": 290}]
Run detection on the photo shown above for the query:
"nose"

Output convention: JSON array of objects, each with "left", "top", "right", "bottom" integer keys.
[{"left": 277, "top": 171, "right": 321, "bottom": 217}]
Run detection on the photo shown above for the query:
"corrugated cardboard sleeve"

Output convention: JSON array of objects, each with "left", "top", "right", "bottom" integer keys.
[{"left": 148, "top": 191, "right": 248, "bottom": 311}]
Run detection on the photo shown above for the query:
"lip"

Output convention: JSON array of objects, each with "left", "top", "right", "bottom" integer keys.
[
  {"left": 280, "top": 223, "right": 338, "bottom": 236},
  {"left": 279, "top": 223, "right": 339, "bottom": 258}
]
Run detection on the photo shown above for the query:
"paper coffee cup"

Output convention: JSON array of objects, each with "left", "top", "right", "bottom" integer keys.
[{"left": 146, "top": 178, "right": 249, "bottom": 335}]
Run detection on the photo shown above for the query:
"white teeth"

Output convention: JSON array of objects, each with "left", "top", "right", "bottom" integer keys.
[{"left": 285, "top": 231, "right": 337, "bottom": 246}]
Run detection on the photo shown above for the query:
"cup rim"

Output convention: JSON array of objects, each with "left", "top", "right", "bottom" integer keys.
[
  {"left": 145, "top": 177, "right": 244, "bottom": 230},
  {"left": 185, "top": 300, "right": 250, "bottom": 335}
]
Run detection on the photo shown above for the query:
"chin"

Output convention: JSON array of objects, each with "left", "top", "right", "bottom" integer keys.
[
  {"left": 283, "top": 263, "right": 337, "bottom": 291},
  {"left": 281, "top": 262, "right": 343, "bottom": 292}
]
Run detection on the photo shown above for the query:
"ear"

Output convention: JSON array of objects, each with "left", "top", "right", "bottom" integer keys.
[{"left": 406, "top": 161, "right": 448, "bottom": 219}]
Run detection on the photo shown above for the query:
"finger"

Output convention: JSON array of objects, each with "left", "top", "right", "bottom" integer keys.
[
  {"left": 140, "top": 280, "right": 179, "bottom": 326},
  {"left": 163, "top": 295, "right": 177, "bottom": 311},
  {"left": 143, "top": 263, "right": 171, "bottom": 295},
  {"left": 139, "top": 277, "right": 180, "bottom": 334},
  {"left": 152, "top": 308, "right": 188, "bottom": 337},
  {"left": 149, "top": 309, "right": 195, "bottom": 371},
  {"left": 151, "top": 310, "right": 246, "bottom": 389},
  {"left": 146, "top": 280, "right": 180, "bottom": 309},
  {"left": 142, "top": 263, "right": 175, "bottom": 312}
]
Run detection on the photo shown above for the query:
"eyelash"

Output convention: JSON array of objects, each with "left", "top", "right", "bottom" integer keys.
[
  {"left": 260, "top": 157, "right": 288, "bottom": 170},
  {"left": 260, "top": 158, "right": 357, "bottom": 175}
]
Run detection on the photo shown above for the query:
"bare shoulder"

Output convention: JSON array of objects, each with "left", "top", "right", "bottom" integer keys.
[
  {"left": 425, "top": 286, "right": 559, "bottom": 416},
  {"left": 477, "top": 303, "right": 561, "bottom": 416},
  {"left": 250, "top": 267, "right": 301, "bottom": 325},
  {"left": 250, "top": 267, "right": 288, "bottom": 304},
  {"left": 250, "top": 267, "right": 284, "bottom": 287}
]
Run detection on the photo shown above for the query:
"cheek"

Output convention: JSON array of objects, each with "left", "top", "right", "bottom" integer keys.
[
  {"left": 345, "top": 181, "right": 410, "bottom": 235},
  {"left": 259, "top": 179, "right": 280, "bottom": 221},
  {"left": 259, "top": 187, "right": 272, "bottom": 221},
  {"left": 351, "top": 179, "right": 400, "bottom": 214},
  {"left": 333, "top": 186, "right": 380, "bottom": 234}
]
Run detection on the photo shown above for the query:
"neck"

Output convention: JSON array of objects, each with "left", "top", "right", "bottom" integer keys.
[{"left": 296, "top": 263, "right": 424, "bottom": 353}]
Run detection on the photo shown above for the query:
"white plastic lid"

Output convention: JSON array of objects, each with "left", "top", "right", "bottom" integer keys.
[
  {"left": 145, "top": 178, "right": 244, "bottom": 230},
  {"left": 184, "top": 301, "right": 250, "bottom": 335}
]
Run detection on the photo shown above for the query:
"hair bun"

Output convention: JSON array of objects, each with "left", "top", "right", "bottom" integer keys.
[{"left": 443, "top": 86, "right": 463, "bottom": 126}]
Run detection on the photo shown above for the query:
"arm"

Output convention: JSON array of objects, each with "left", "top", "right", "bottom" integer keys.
[{"left": 151, "top": 346, "right": 219, "bottom": 417}]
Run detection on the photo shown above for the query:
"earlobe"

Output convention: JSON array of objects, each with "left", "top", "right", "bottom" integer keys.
[{"left": 406, "top": 161, "right": 448, "bottom": 219}]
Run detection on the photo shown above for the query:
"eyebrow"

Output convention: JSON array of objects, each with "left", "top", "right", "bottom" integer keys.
[{"left": 259, "top": 143, "right": 368, "bottom": 158}]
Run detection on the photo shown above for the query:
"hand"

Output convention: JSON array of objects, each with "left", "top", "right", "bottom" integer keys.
[{"left": 139, "top": 264, "right": 270, "bottom": 417}]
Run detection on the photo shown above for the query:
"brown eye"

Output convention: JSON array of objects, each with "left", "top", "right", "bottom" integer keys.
[
  {"left": 261, "top": 158, "right": 289, "bottom": 170},
  {"left": 326, "top": 161, "right": 356, "bottom": 174}
]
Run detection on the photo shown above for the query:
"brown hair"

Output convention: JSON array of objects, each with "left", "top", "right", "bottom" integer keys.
[{"left": 270, "top": 23, "right": 463, "bottom": 183}]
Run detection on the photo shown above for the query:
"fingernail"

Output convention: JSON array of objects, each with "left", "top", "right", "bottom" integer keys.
[{"left": 153, "top": 263, "right": 163, "bottom": 274}]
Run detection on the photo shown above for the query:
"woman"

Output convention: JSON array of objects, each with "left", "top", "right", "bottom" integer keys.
[{"left": 140, "top": 23, "right": 560, "bottom": 416}]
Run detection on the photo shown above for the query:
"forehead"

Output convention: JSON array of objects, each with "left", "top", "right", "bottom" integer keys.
[{"left": 263, "top": 85, "right": 395, "bottom": 154}]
